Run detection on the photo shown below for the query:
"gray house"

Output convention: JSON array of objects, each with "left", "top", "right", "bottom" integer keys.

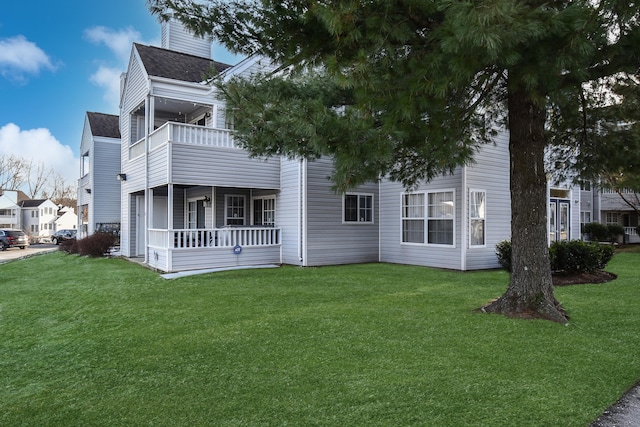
[
  {"left": 77, "top": 112, "right": 122, "bottom": 239},
  {"left": 97, "top": 17, "right": 585, "bottom": 273}
]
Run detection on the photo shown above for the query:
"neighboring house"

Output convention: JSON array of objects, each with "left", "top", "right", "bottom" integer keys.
[
  {"left": 589, "top": 186, "right": 640, "bottom": 243},
  {"left": 19, "top": 199, "right": 58, "bottom": 241},
  {"left": 0, "top": 190, "right": 24, "bottom": 229},
  {"left": 56, "top": 206, "right": 78, "bottom": 232},
  {"left": 77, "top": 112, "right": 122, "bottom": 239},
  {"left": 89, "top": 17, "right": 586, "bottom": 273}
]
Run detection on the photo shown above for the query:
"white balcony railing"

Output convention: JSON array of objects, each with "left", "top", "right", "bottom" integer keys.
[
  {"left": 129, "top": 123, "right": 236, "bottom": 160},
  {"left": 149, "top": 227, "right": 280, "bottom": 249}
]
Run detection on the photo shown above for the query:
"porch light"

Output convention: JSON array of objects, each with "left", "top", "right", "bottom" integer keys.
[
  {"left": 116, "top": 173, "right": 127, "bottom": 181},
  {"left": 203, "top": 196, "right": 212, "bottom": 207}
]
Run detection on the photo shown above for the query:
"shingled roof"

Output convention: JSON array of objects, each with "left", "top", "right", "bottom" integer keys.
[
  {"left": 87, "top": 112, "right": 120, "bottom": 139},
  {"left": 20, "top": 199, "right": 46, "bottom": 208},
  {"left": 134, "top": 43, "right": 232, "bottom": 83}
]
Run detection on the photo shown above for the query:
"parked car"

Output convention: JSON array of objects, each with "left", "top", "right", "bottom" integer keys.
[
  {"left": 52, "top": 229, "right": 77, "bottom": 245},
  {"left": 0, "top": 229, "right": 29, "bottom": 250}
]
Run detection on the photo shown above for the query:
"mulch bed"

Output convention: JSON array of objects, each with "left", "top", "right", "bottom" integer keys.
[{"left": 552, "top": 270, "right": 617, "bottom": 286}]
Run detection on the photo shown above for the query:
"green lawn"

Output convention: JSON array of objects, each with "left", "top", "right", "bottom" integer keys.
[{"left": 1, "top": 251, "right": 639, "bottom": 426}]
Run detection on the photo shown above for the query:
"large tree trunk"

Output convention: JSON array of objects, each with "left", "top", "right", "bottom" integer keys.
[{"left": 482, "top": 88, "right": 568, "bottom": 323}]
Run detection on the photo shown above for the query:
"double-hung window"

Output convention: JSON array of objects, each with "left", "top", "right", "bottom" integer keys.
[
  {"left": 344, "top": 193, "right": 374, "bottom": 223},
  {"left": 401, "top": 193, "right": 425, "bottom": 243},
  {"left": 402, "top": 191, "right": 455, "bottom": 246},
  {"left": 225, "top": 195, "right": 245, "bottom": 225},
  {"left": 254, "top": 196, "right": 276, "bottom": 226},
  {"left": 469, "top": 190, "right": 486, "bottom": 247}
]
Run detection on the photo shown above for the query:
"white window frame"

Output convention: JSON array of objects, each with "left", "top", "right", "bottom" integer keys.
[
  {"left": 225, "top": 195, "right": 246, "bottom": 226},
  {"left": 401, "top": 193, "right": 425, "bottom": 244},
  {"left": 605, "top": 212, "right": 619, "bottom": 225},
  {"left": 253, "top": 195, "right": 276, "bottom": 226},
  {"left": 401, "top": 190, "right": 455, "bottom": 247},
  {"left": 343, "top": 193, "right": 374, "bottom": 224},
  {"left": 469, "top": 189, "right": 486, "bottom": 248}
]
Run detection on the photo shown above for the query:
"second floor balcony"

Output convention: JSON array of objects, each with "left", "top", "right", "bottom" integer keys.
[
  {"left": 126, "top": 122, "right": 280, "bottom": 190},
  {"left": 129, "top": 122, "right": 236, "bottom": 159}
]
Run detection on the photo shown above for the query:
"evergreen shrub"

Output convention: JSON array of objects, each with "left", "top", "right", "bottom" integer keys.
[
  {"left": 495, "top": 239, "right": 614, "bottom": 274},
  {"left": 583, "top": 222, "right": 610, "bottom": 242}
]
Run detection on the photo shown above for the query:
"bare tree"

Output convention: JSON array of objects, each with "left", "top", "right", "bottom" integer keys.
[
  {"left": 0, "top": 154, "right": 28, "bottom": 191},
  {"left": 42, "top": 171, "right": 77, "bottom": 208},
  {"left": 24, "top": 160, "right": 53, "bottom": 199}
]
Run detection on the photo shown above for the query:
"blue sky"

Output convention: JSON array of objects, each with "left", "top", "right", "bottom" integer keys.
[{"left": 0, "top": 0, "right": 240, "bottom": 191}]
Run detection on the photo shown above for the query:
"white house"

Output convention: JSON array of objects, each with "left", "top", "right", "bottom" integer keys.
[
  {"left": 56, "top": 206, "right": 78, "bottom": 232},
  {"left": 19, "top": 199, "right": 58, "bottom": 241},
  {"left": 0, "top": 190, "right": 23, "bottom": 229}
]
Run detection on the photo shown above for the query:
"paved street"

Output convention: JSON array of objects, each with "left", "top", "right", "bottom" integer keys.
[{"left": 0, "top": 243, "right": 58, "bottom": 264}]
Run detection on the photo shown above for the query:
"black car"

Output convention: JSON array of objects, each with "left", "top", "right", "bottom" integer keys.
[
  {"left": 0, "top": 229, "right": 29, "bottom": 250},
  {"left": 51, "top": 229, "right": 77, "bottom": 245}
]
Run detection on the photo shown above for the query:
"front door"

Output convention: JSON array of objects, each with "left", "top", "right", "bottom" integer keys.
[{"left": 549, "top": 199, "right": 570, "bottom": 242}]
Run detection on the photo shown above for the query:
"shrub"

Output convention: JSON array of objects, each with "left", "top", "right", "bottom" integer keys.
[
  {"left": 61, "top": 232, "right": 118, "bottom": 258},
  {"left": 495, "top": 240, "right": 512, "bottom": 272},
  {"left": 496, "top": 239, "right": 614, "bottom": 274},
  {"left": 583, "top": 222, "right": 610, "bottom": 242},
  {"left": 59, "top": 238, "right": 79, "bottom": 254},
  {"left": 549, "top": 240, "right": 615, "bottom": 274},
  {"left": 607, "top": 224, "right": 625, "bottom": 241}
]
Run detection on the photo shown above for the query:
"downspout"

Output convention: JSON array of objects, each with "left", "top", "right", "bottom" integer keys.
[
  {"left": 298, "top": 160, "right": 303, "bottom": 264},
  {"left": 378, "top": 180, "right": 381, "bottom": 263},
  {"left": 461, "top": 165, "right": 467, "bottom": 271},
  {"left": 144, "top": 83, "right": 151, "bottom": 264}
]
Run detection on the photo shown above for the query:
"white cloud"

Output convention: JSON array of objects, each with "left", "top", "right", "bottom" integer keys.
[
  {"left": 84, "top": 26, "right": 142, "bottom": 64},
  {"left": 0, "top": 35, "right": 56, "bottom": 82},
  {"left": 0, "top": 123, "right": 79, "bottom": 191},
  {"left": 89, "top": 66, "right": 123, "bottom": 106},
  {"left": 84, "top": 26, "right": 157, "bottom": 110}
]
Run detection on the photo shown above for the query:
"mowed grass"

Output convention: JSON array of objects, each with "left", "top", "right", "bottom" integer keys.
[{"left": 1, "top": 251, "right": 639, "bottom": 426}]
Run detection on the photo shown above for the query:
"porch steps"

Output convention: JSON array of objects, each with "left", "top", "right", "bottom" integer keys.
[{"left": 161, "top": 264, "right": 280, "bottom": 280}]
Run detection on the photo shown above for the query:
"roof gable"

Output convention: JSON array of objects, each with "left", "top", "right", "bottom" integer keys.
[
  {"left": 134, "top": 43, "right": 232, "bottom": 83},
  {"left": 87, "top": 112, "right": 120, "bottom": 139}
]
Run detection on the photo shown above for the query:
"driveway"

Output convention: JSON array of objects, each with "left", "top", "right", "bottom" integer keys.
[{"left": 0, "top": 243, "right": 59, "bottom": 264}]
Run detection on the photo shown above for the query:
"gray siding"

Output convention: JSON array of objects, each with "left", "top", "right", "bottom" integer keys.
[
  {"left": 148, "top": 246, "right": 281, "bottom": 273},
  {"left": 119, "top": 52, "right": 148, "bottom": 256},
  {"left": 92, "top": 139, "right": 122, "bottom": 226},
  {"left": 464, "top": 134, "right": 511, "bottom": 270},
  {"left": 304, "top": 158, "right": 379, "bottom": 266},
  {"left": 380, "top": 132, "right": 511, "bottom": 271},
  {"left": 171, "top": 144, "right": 280, "bottom": 189},
  {"left": 161, "top": 19, "right": 211, "bottom": 58},
  {"left": 279, "top": 158, "right": 304, "bottom": 266},
  {"left": 379, "top": 178, "right": 464, "bottom": 270}
]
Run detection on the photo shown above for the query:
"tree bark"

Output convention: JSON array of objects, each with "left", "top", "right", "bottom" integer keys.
[{"left": 482, "top": 87, "right": 568, "bottom": 323}]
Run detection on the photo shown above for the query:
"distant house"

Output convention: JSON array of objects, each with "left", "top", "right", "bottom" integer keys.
[
  {"left": 19, "top": 198, "right": 58, "bottom": 241},
  {"left": 77, "top": 112, "right": 122, "bottom": 239},
  {"left": 0, "top": 190, "right": 25, "bottom": 229},
  {"left": 579, "top": 183, "right": 640, "bottom": 243},
  {"left": 56, "top": 206, "right": 78, "bottom": 232}
]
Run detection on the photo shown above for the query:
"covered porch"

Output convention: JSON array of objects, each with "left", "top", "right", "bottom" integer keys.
[{"left": 135, "top": 184, "right": 281, "bottom": 273}]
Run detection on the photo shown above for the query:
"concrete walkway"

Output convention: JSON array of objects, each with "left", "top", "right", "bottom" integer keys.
[{"left": 592, "top": 382, "right": 640, "bottom": 426}]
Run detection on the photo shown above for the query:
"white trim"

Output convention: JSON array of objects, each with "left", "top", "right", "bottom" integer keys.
[
  {"left": 342, "top": 192, "right": 375, "bottom": 224},
  {"left": 400, "top": 189, "right": 456, "bottom": 248},
  {"left": 468, "top": 189, "right": 487, "bottom": 248}
]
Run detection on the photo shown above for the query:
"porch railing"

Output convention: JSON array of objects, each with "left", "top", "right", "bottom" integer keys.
[
  {"left": 149, "top": 227, "right": 281, "bottom": 249},
  {"left": 624, "top": 227, "right": 638, "bottom": 236}
]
